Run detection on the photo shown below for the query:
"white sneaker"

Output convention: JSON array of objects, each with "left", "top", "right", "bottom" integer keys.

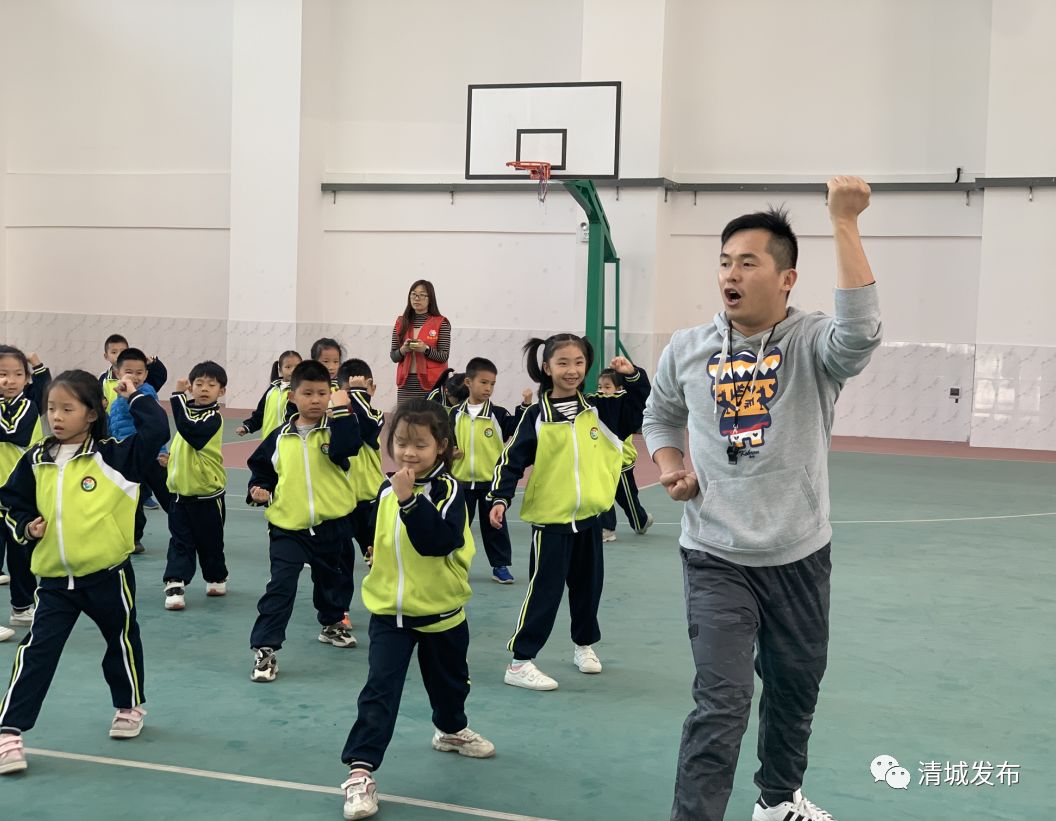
[
  {"left": 573, "top": 644, "right": 603, "bottom": 673},
  {"left": 431, "top": 726, "right": 496, "bottom": 758},
  {"left": 9, "top": 607, "right": 34, "bottom": 627},
  {"left": 0, "top": 626, "right": 14, "bottom": 642},
  {"left": 206, "top": 580, "right": 227, "bottom": 597},
  {"left": 752, "top": 790, "right": 837, "bottom": 821},
  {"left": 109, "top": 706, "right": 146, "bottom": 739},
  {"left": 635, "top": 513, "right": 655, "bottom": 535},
  {"left": 504, "top": 660, "right": 558, "bottom": 691},
  {"left": 0, "top": 733, "right": 27, "bottom": 774},
  {"left": 164, "top": 582, "right": 186, "bottom": 611},
  {"left": 0, "top": 573, "right": 9, "bottom": 585},
  {"left": 341, "top": 769, "right": 379, "bottom": 819},
  {"left": 601, "top": 529, "right": 617, "bottom": 542}
]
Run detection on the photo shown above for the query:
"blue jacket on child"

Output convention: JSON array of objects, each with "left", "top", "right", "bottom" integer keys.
[{"left": 109, "top": 383, "right": 169, "bottom": 453}]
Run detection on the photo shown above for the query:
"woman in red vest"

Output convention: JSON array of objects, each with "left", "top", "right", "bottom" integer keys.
[{"left": 390, "top": 279, "right": 451, "bottom": 405}]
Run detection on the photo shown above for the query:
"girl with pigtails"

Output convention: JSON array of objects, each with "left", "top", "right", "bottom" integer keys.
[{"left": 488, "top": 333, "right": 649, "bottom": 691}]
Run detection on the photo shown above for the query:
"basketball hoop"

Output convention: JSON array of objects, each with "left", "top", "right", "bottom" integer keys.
[{"left": 506, "top": 160, "right": 552, "bottom": 202}]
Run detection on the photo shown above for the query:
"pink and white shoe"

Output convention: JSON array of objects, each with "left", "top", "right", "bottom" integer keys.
[
  {"left": 0, "top": 733, "right": 27, "bottom": 774},
  {"left": 341, "top": 769, "right": 379, "bottom": 819},
  {"left": 109, "top": 706, "right": 147, "bottom": 739}
]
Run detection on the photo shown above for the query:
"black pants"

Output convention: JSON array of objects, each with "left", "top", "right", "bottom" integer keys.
[
  {"left": 672, "top": 545, "right": 831, "bottom": 821},
  {"left": 250, "top": 520, "right": 348, "bottom": 650},
  {"left": 133, "top": 462, "right": 173, "bottom": 542},
  {"left": 334, "top": 500, "right": 374, "bottom": 611},
  {"left": 462, "top": 484, "right": 512, "bottom": 567},
  {"left": 599, "top": 468, "right": 649, "bottom": 532},
  {"left": 1, "top": 530, "right": 36, "bottom": 611},
  {"left": 0, "top": 562, "right": 145, "bottom": 734},
  {"left": 342, "top": 616, "right": 471, "bottom": 772},
  {"left": 507, "top": 524, "right": 604, "bottom": 660},
  {"left": 163, "top": 496, "right": 228, "bottom": 585}
]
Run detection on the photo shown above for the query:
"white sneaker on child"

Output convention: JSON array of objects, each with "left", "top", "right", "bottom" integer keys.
[
  {"left": 0, "top": 573, "right": 10, "bottom": 585},
  {"left": 109, "top": 706, "right": 146, "bottom": 739},
  {"left": 206, "top": 580, "right": 227, "bottom": 597},
  {"left": 635, "top": 513, "right": 655, "bottom": 536},
  {"left": 0, "top": 733, "right": 27, "bottom": 774},
  {"left": 0, "top": 625, "right": 14, "bottom": 642},
  {"left": 752, "top": 790, "right": 837, "bottom": 821},
  {"left": 573, "top": 644, "right": 603, "bottom": 673},
  {"left": 431, "top": 727, "right": 496, "bottom": 758},
  {"left": 504, "top": 660, "right": 558, "bottom": 691},
  {"left": 601, "top": 529, "right": 617, "bottom": 542},
  {"left": 164, "top": 582, "right": 186, "bottom": 611},
  {"left": 9, "top": 607, "right": 34, "bottom": 627},
  {"left": 341, "top": 770, "right": 379, "bottom": 819}
]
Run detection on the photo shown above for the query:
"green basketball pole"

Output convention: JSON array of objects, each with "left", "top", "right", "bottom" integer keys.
[{"left": 563, "top": 179, "right": 627, "bottom": 391}]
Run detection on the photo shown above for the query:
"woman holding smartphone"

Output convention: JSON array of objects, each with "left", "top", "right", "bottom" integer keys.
[{"left": 390, "top": 280, "right": 452, "bottom": 406}]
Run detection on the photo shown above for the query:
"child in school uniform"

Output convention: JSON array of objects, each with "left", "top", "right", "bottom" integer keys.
[
  {"left": 247, "top": 361, "right": 363, "bottom": 682},
  {"left": 339, "top": 399, "right": 493, "bottom": 821},
  {"left": 449, "top": 356, "right": 530, "bottom": 584},
  {"left": 596, "top": 368, "right": 654, "bottom": 542},
  {"left": 0, "top": 370, "right": 168, "bottom": 774},
  {"left": 332, "top": 358, "right": 386, "bottom": 621},
  {"left": 237, "top": 350, "right": 302, "bottom": 439},
  {"left": 489, "top": 335, "right": 650, "bottom": 691},
  {"left": 0, "top": 346, "right": 48, "bottom": 639},
  {"left": 311, "top": 338, "right": 344, "bottom": 388},
  {"left": 99, "top": 334, "right": 168, "bottom": 411},
  {"left": 109, "top": 348, "right": 172, "bottom": 552},
  {"left": 426, "top": 369, "right": 468, "bottom": 408},
  {"left": 162, "top": 362, "right": 230, "bottom": 611}
]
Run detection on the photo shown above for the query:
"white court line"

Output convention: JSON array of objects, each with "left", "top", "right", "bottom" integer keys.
[{"left": 26, "top": 748, "right": 559, "bottom": 821}]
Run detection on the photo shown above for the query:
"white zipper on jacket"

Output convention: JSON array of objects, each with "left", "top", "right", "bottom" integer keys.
[
  {"left": 55, "top": 463, "right": 75, "bottom": 589},
  {"left": 393, "top": 502, "right": 405, "bottom": 627},
  {"left": 468, "top": 414, "right": 476, "bottom": 488},
  {"left": 569, "top": 411, "right": 583, "bottom": 533},
  {"left": 302, "top": 434, "right": 317, "bottom": 535}
]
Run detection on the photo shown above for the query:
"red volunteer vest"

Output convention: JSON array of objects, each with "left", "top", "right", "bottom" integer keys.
[{"left": 395, "top": 314, "right": 447, "bottom": 390}]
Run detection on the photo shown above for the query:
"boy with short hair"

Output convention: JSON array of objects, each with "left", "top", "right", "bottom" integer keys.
[
  {"left": 109, "top": 348, "right": 172, "bottom": 552},
  {"left": 596, "top": 368, "right": 653, "bottom": 542},
  {"left": 162, "top": 361, "right": 230, "bottom": 611},
  {"left": 449, "top": 357, "right": 529, "bottom": 584},
  {"left": 247, "top": 360, "right": 364, "bottom": 683},
  {"left": 101, "top": 335, "right": 168, "bottom": 511}
]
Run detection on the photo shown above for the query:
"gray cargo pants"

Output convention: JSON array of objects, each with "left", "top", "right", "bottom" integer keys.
[{"left": 672, "top": 544, "right": 831, "bottom": 821}]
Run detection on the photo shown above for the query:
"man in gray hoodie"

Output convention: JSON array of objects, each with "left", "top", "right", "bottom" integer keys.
[{"left": 643, "top": 176, "right": 881, "bottom": 821}]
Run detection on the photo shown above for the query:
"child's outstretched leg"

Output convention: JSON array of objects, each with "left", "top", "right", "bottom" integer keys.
[
  {"left": 566, "top": 525, "right": 605, "bottom": 675},
  {"left": 340, "top": 616, "right": 416, "bottom": 820},
  {"left": 81, "top": 564, "right": 147, "bottom": 739},
  {"left": 420, "top": 621, "right": 494, "bottom": 758},
  {"left": 615, "top": 470, "right": 652, "bottom": 535},
  {"left": 466, "top": 487, "right": 514, "bottom": 584},
  {"left": 249, "top": 528, "right": 309, "bottom": 681},
  {"left": 4, "top": 535, "right": 36, "bottom": 627},
  {"left": 504, "top": 528, "right": 571, "bottom": 691},
  {"left": 309, "top": 537, "right": 356, "bottom": 648},
  {"left": 0, "top": 587, "right": 81, "bottom": 772},
  {"left": 194, "top": 496, "right": 229, "bottom": 597}
]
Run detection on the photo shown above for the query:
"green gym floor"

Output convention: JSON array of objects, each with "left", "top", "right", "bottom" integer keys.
[{"left": 1, "top": 420, "right": 1051, "bottom": 820}]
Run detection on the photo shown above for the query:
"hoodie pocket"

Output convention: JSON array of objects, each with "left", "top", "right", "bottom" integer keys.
[{"left": 696, "top": 466, "right": 822, "bottom": 552}]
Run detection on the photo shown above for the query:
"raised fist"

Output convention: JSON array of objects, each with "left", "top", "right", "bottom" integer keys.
[{"left": 827, "top": 176, "right": 870, "bottom": 220}]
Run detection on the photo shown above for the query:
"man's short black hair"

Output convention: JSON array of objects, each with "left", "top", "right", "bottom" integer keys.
[
  {"left": 465, "top": 357, "right": 497, "bottom": 378},
  {"left": 720, "top": 206, "right": 798, "bottom": 270},
  {"left": 189, "top": 360, "right": 228, "bottom": 387},
  {"left": 337, "top": 358, "right": 373, "bottom": 384},
  {"left": 104, "top": 334, "right": 128, "bottom": 349},
  {"left": 290, "top": 360, "right": 332, "bottom": 390},
  {"left": 115, "top": 347, "right": 148, "bottom": 369}
]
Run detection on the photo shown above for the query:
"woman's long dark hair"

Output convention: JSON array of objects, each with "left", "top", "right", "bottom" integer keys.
[
  {"left": 523, "top": 333, "right": 594, "bottom": 400},
  {"left": 397, "top": 279, "right": 441, "bottom": 338},
  {"left": 45, "top": 370, "right": 109, "bottom": 442}
]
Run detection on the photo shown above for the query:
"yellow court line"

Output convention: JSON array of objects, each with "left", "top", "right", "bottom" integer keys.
[{"left": 25, "top": 748, "right": 560, "bottom": 821}]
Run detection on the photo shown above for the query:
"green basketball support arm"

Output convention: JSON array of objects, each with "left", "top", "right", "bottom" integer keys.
[{"left": 563, "top": 179, "right": 629, "bottom": 391}]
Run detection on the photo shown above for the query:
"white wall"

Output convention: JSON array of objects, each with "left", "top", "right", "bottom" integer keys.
[{"left": 2, "top": 0, "right": 1053, "bottom": 447}]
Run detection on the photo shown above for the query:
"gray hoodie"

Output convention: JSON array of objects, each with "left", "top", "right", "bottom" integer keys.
[{"left": 643, "top": 285, "right": 882, "bottom": 567}]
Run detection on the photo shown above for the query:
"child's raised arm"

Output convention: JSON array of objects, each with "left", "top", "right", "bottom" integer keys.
[
  {"left": 0, "top": 397, "right": 39, "bottom": 449},
  {"left": 170, "top": 391, "right": 223, "bottom": 450},
  {"left": 395, "top": 472, "right": 466, "bottom": 557},
  {"left": 107, "top": 381, "right": 170, "bottom": 483},
  {"left": 347, "top": 386, "right": 384, "bottom": 451},
  {"left": 592, "top": 358, "right": 651, "bottom": 440},
  {"left": 326, "top": 395, "right": 363, "bottom": 466}
]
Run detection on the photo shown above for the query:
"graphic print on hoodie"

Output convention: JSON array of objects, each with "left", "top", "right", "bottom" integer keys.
[{"left": 707, "top": 347, "right": 782, "bottom": 450}]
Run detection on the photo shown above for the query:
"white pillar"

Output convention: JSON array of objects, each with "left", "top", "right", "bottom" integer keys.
[
  {"left": 226, "top": 0, "right": 304, "bottom": 407},
  {"left": 971, "top": 0, "right": 1056, "bottom": 449}
]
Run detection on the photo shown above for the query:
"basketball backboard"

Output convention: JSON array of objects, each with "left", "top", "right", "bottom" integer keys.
[{"left": 465, "top": 81, "right": 621, "bottom": 180}]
